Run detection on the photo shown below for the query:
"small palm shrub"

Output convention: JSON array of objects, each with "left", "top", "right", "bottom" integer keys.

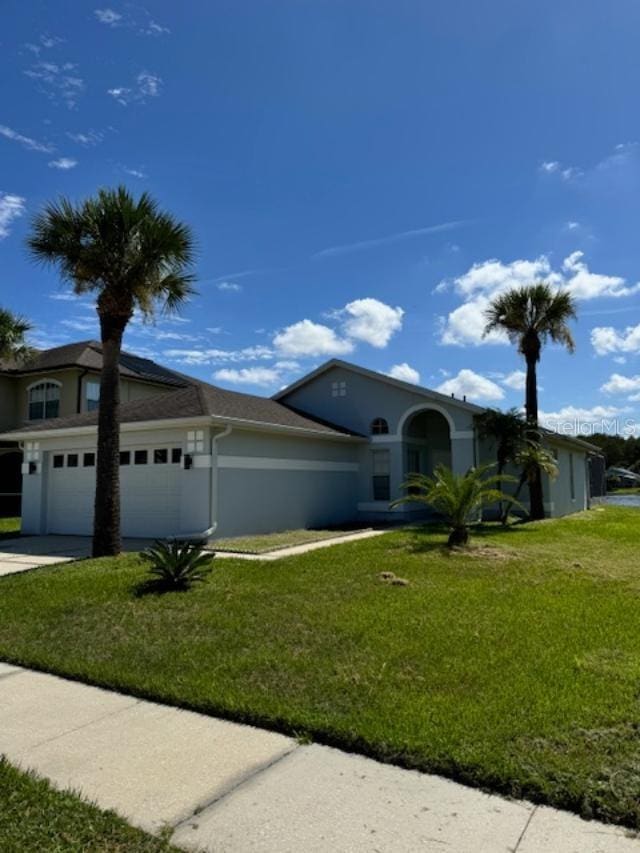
[
  {"left": 141, "top": 539, "right": 213, "bottom": 591},
  {"left": 392, "top": 463, "right": 522, "bottom": 548}
]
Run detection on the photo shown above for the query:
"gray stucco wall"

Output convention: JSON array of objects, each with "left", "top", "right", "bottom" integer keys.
[
  {"left": 279, "top": 365, "right": 478, "bottom": 437},
  {"left": 213, "top": 429, "right": 360, "bottom": 537}
]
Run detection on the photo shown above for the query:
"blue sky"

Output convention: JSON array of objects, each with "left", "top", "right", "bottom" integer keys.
[{"left": 2, "top": 1, "right": 640, "bottom": 435}]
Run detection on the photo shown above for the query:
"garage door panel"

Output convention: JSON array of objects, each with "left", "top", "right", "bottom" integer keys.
[{"left": 47, "top": 450, "right": 182, "bottom": 538}]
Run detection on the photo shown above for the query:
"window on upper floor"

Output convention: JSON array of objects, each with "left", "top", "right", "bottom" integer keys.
[
  {"left": 371, "top": 418, "right": 389, "bottom": 435},
  {"left": 331, "top": 380, "right": 347, "bottom": 398},
  {"left": 85, "top": 380, "right": 100, "bottom": 412},
  {"left": 28, "top": 381, "right": 60, "bottom": 420}
]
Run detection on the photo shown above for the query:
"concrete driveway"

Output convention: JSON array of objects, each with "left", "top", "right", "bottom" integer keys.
[{"left": 0, "top": 536, "right": 152, "bottom": 577}]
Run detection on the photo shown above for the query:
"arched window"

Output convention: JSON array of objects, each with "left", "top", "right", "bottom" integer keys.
[
  {"left": 28, "top": 381, "right": 61, "bottom": 420},
  {"left": 371, "top": 417, "right": 389, "bottom": 435}
]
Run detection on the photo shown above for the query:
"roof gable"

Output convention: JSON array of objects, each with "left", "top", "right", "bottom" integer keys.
[{"left": 273, "top": 359, "right": 485, "bottom": 414}]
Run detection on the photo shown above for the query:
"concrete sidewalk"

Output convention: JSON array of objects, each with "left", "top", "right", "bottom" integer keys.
[
  {"left": 0, "top": 663, "right": 638, "bottom": 851},
  {"left": 0, "top": 529, "right": 388, "bottom": 575},
  {"left": 0, "top": 535, "right": 155, "bottom": 577}
]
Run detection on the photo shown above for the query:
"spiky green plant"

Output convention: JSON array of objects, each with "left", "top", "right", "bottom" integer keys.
[
  {"left": 0, "top": 307, "right": 34, "bottom": 364},
  {"left": 142, "top": 540, "right": 213, "bottom": 591},
  {"left": 392, "top": 463, "right": 523, "bottom": 547}
]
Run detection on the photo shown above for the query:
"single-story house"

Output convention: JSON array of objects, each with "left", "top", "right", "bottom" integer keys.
[{"left": 1, "top": 358, "right": 601, "bottom": 539}]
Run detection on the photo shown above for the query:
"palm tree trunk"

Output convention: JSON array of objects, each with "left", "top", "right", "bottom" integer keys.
[
  {"left": 92, "top": 312, "right": 128, "bottom": 557},
  {"left": 524, "top": 350, "right": 545, "bottom": 521}
]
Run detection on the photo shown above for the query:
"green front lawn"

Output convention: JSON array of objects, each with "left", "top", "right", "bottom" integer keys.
[
  {"left": 0, "top": 518, "right": 20, "bottom": 540},
  {"left": 0, "top": 758, "right": 177, "bottom": 851},
  {"left": 1, "top": 507, "right": 640, "bottom": 827}
]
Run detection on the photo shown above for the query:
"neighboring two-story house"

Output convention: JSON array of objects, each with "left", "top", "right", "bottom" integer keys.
[{"left": 0, "top": 340, "right": 190, "bottom": 515}]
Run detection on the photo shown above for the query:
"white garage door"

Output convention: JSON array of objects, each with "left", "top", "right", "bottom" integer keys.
[{"left": 46, "top": 446, "right": 183, "bottom": 538}]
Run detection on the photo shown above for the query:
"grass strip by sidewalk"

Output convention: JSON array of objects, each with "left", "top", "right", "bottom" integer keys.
[
  {"left": 0, "top": 757, "right": 177, "bottom": 852},
  {"left": 1, "top": 507, "right": 640, "bottom": 829},
  {"left": 0, "top": 518, "right": 20, "bottom": 540},
  {"left": 208, "top": 527, "right": 369, "bottom": 554}
]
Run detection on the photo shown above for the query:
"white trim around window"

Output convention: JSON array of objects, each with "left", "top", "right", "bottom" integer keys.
[{"left": 26, "top": 379, "right": 62, "bottom": 421}]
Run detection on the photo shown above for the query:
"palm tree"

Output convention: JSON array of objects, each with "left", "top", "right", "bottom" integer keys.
[
  {"left": 0, "top": 307, "right": 33, "bottom": 364},
  {"left": 475, "top": 407, "right": 526, "bottom": 521},
  {"left": 501, "top": 439, "right": 559, "bottom": 522},
  {"left": 391, "top": 463, "right": 522, "bottom": 547},
  {"left": 27, "top": 187, "right": 196, "bottom": 557},
  {"left": 484, "top": 283, "right": 576, "bottom": 519}
]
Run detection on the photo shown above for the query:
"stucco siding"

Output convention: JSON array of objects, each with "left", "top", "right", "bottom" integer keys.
[
  {"left": 214, "top": 430, "right": 360, "bottom": 537},
  {"left": 279, "top": 365, "right": 476, "bottom": 436}
]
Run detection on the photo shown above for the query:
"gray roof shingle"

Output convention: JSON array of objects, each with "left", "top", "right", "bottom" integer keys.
[
  {"left": 2, "top": 381, "right": 359, "bottom": 438},
  {"left": 0, "top": 340, "right": 188, "bottom": 388}
]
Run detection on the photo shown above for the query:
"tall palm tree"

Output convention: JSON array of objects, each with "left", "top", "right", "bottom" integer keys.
[
  {"left": 27, "top": 187, "right": 196, "bottom": 557},
  {"left": 484, "top": 283, "right": 576, "bottom": 519},
  {"left": 0, "top": 307, "right": 33, "bottom": 364}
]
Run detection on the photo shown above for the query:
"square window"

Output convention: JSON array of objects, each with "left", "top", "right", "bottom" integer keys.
[
  {"left": 171, "top": 448, "right": 182, "bottom": 464},
  {"left": 67, "top": 454, "right": 78, "bottom": 468},
  {"left": 120, "top": 451, "right": 130, "bottom": 466},
  {"left": 134, "top": 449, "right": 148, "bottom": 465},
  {"left": 154, "top": 448, "right": 168, "bottom": 464},
  {"left": 83, "top": 452, "right": 95, "bottom": 467},
  {"left": 53, "top": 455, "right": 64, "bottom": 469}
]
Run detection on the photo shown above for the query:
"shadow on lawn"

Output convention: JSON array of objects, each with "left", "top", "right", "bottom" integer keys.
[{"left": 398, "top": 519, "right": 532, "bottom": 554}]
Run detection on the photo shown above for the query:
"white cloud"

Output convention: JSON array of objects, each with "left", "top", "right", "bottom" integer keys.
[
  {"left": 439, "top": 252, "right": 640, "bottom": 347},
  {"left": 313, "top": 220, "right": 468, "bottom": 259},
  {"left": 94, "top": 8, "right": 122, "bottom": 25},
  {"left": 565, "top": 220, "right": 580, "bottom": 231},
  {"left": 163, "top": 345, "right": 273, "bottom": 366},
  {"left": 214, "top": 367, "right": 280, "bottom": 387},
  {"left": 0, "top": 193, "right": 26, "bottom": 239},
  {"left": 561, "top": 251, "right": 635, "bottom": 299},
  {"left": 273, "top": 320, "right": 353, "bottom": 357},
  {"left": 60, "top": 317, "right": 98, "bottom": 332},
  {"left": 591, "top": 323, "right": 640, "bottom": 356},
  {"left": 501, "top": 370, "right": 526, "bottom": 391},
  {"left": 274, "top": 359, "right": 300, "bottom": 371},
  {"left": 0, "top": 124, "right": 53, "bottom": 153},
  {"left": 24, "top": 34, "right": 63, "bottom": 55},
  {"left": 48, "top": 157, "right": 77, "bottom": 170},
  {"left": 600, "top": 373, "right": 640, "bottom": 396},
  {"left": 24, "top": 60, "right": 85, "bottom": 109},
  {"left": 122, "top": 166, "right": 146, "bottom": 178},
  {"left": 108, "top": 71, "right": 162, "bottom": 105},
  {"left": 540, "top": 160, "right": 560, "bottom": 173},
  {"left": 67, "top": 130, "right": 103, "bottom": 146},
  {"left": 95, "top": 7, "right": 169, "bottom": 35},
  {"left": 217, "top": 281, "right": 242, "bottom": 292},
  {"left": 387, "top": 363, "right": 420, "bottom": 384},
  {"left": 340, "top": 298, "right": 404, "bottom": 348},
  {"left": 436, "top": 369, "right": 504, "bottom": 402}
]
